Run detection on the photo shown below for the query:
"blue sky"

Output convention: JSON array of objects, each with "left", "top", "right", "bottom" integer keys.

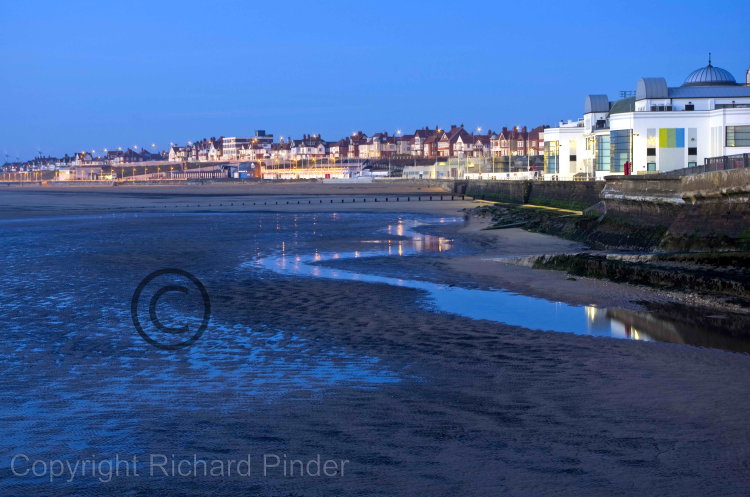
[{"left": 1, "top": 0, "right": 749, "bottom": 159}]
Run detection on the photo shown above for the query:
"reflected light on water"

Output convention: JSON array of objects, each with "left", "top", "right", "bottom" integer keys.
[
  {"left": 247, "top": 218, "right": 647, "bottom": 340},
  {"left": 248, "top": 215, "right": 750, "bottom": 352}
]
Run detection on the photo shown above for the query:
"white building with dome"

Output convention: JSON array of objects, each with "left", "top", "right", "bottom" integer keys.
[{"left": 544, "top": 57, "right": 750, "bottom": 179}]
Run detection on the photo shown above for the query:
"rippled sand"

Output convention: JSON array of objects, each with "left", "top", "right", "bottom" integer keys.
[{"left": 1, "top": 195, "right": 749, "bottom": 496}]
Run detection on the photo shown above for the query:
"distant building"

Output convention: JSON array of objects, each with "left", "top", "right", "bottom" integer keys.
[
  {"left": 395, "top": 134, "right": 413, "bottom": 156},
  {"left": 359, "top": 133, "right": 396, "bottom": 159},
  {"left": 238, "top": 142, "right": 268, "bottom": 161},
  {"left": 402, "top": 159, "right": 465, "bottom": 179},
  {"left": 491, "top": 127, "right": 531, "bottom": 157},
  {"left": 329, "top": 138, "right": 350, "bottom": 159},
  {"left": 291, "top": 134, "right": 327, "bottom": 160},
  {"left": 252, "top": 130, "right": 274, "bottom": 146},
  {"left": 422, "top": 131, "right": 442, "bottom": 159},
  {"left": 57, "top": 166, "right": 103, "bottom": 180},
  {"left": 222, "top": 137, "right": 251, "bottom": 160},
  {"left": 440, "top": 125, "right": 473, "bottom": 158},
  {"left": 169, "top": 146, "right": 188, "bottom": 162},
  {"left": 472, "top": 134, "right": 492, "bottom": 158},
  {"left": 410, "top": 127, "right": 439, "bottom": 157},
  {"left": 270, "top": 141, "right": 292, "bottom": 161}
]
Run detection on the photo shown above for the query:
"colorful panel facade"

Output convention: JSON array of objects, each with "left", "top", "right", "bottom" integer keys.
[{"left": 658, "top": 128, "right": 685, "bottom": 148}]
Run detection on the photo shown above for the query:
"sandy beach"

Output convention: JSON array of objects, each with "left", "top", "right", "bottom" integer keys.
[
  {"left": 2, "top": 182, "right": 750, "bottom": 496},
  {"left": 0, "top": 181, "right": 469, "bottom": 220},
  {"left": 0, "top": 181, "right": 743, "bottom": 322}
]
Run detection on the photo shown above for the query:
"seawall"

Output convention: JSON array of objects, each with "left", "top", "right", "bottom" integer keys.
[
  {"left": 601, "top": 168, "right": 750, "bottom": 250},
  {"left": 450, "top": 180, "right": 604, "bottom": 210}
]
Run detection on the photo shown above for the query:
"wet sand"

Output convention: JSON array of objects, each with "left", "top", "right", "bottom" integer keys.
[
  {"left": 0, "top": 180, "right": 448, "bottom": 196},
  {"left": 216, "top": 214, "right": 750, "bottom": 496},
  {"left": 0, "top": 182, "right": 741, "bottom": 321},
  {"left": 2, "top": 185, "right": 750, "bottom": 496},
  {"left": 0, "top": 182, "right": 468, "bottom": 220}
]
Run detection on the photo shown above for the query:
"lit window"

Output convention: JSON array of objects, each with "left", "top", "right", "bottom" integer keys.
[{"left": 727, "top": 126, "right": 750, "bottom": 147}]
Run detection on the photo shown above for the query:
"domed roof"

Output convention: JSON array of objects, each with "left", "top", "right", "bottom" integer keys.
[{"left": 683, "top": 56, "right": 737, "bottom": 87}]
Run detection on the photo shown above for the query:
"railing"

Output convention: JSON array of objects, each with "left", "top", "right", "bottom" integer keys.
[{"left": 656, "top": 153, "right": 750, "bottom": 176}]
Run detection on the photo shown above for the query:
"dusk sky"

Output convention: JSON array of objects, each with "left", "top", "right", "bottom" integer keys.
[{"left": 2, "top": 0, "right": 749, "bottom": 159}]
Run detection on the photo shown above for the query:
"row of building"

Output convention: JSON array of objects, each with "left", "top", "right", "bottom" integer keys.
[
  {"left": 166, "top": 126, "right": 547, "bottom": 163},
  {"left": 165, "top": 57, "right": 750, "bottom": 180},
  {"left": 2, "top": 125, "right": 546, "bottom": 177},
  {"left": 2, "top": 148, "right": 166, "bottom": 173},
  {"left": 6, "top": 57, "right": 748, "bottom": 181}
]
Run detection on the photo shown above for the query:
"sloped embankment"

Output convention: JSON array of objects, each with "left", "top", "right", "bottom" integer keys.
[{"left": 530, "top": 252, "right": 750, "bottom": 300}]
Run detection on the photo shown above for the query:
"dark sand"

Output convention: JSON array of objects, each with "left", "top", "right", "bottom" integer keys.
[
  {"left": 0, "top": 181, "right": 457, "bottom": 220},
  {"left": 2, "top": 184, "right": 749, "bottom": 496}
]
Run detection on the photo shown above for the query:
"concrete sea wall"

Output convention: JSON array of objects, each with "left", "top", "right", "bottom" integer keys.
[
  {"left": 378, "top": 179, "right": 605, "bottom": 210},
  {"left": 452, "top": 180, "right": 604, "bottom": 210},
  {"left": 601, "top": 168, "right": 750, "bottom": 250}
]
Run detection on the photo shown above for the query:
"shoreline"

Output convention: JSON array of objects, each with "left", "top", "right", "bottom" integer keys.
[
  {"left": 449, "top": 218, "right": 750, "bottom": 316},
  {"left": 0, "top": 182, "right": 470, "bottom": 221},
  {"left": 0, "top": 180, "right": 450, "bottom": 195},
  {"left": 2, "top": 183, "right": 745, "bottom": 318}
]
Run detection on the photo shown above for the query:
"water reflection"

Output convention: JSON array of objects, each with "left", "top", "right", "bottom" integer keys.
[
  {"left": 251, "top": 218, "right": 750, "bottom": 352},
  {"left": 249, "top": 219, "right": 634, "bottom": 339}
]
